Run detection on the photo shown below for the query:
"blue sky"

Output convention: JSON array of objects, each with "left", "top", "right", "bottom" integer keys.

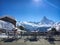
[{"left": 0, "top": 0, "right": 60, "bottom": 22}]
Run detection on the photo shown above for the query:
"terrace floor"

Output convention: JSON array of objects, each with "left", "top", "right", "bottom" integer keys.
[{"left": 0, "top": 36, "right": 60, "bottom": 45}]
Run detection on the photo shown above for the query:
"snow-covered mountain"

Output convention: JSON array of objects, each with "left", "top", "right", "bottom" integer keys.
[
  {"left": 0, "top": 20, "right": 15, "bottom": 30},
  {"left": 17, "top": 16, "right": 60, "bottom": 32},
  {"left": 20, "top": 21, "right": 39, "bottom": 31},
  {"left": 39, "top": 16, "right": 54, "bottom": 25}
]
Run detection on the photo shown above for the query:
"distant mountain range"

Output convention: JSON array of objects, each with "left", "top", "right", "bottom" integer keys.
[{"left": 17, "top": 16, "right": 60, "bottom": 32}]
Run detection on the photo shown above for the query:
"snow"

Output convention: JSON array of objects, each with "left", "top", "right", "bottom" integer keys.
[
  {"left": 0, "top": 20, "right": 15, "bottom": 30},
  {"left": 17, "top": 16, "right": 60, "bottom": 32},
  {"left": 0, "top": 15, "right": 15, "bottom": 20},
  {"left": 39, "top": 16, "right": 54, "bottom": 25},
  {"left": 22, "top": 21, "right": 38, "bottom": 27},
  {"left": 0, "top": 33, "right": 8, "bottom": 38}
]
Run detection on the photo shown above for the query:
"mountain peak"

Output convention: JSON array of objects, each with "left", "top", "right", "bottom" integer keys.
[
  {"left": 40, "top": 16, "right": 54, "bottom": 25},
  {"left": 41, "top": 16, "right": 49, "bottom": 22},
  {"left": 42, "top": 16, "right": 48, "bottom": 21}
]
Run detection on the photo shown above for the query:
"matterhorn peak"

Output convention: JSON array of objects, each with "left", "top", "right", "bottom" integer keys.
[
  {"left": 39, "top": 16, "right": 54, "bottom": 25},
  {"left": 43, "top": 16, "right": 47, "bottom": 19},
  {"left": 42, "top": 16, "right": 48, "bottom": 21}
]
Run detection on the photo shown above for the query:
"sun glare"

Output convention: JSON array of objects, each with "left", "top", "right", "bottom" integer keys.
[
  {"left": 32, "top": 0, "right": 43, "bottom": 6},
  {"left": 33, "top": 0, "right": 42, "bottom": 3}
]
